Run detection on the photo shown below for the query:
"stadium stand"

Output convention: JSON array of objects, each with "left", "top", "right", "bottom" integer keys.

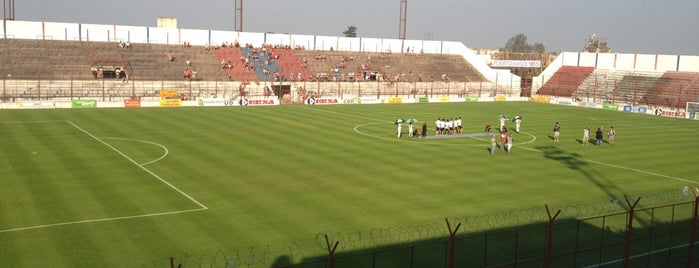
[
  {"left": 536, "top": 66, "right": 595, "bottom": 97},
  {"left": 536, "top": 66, "right": 699, "bottom": 109},
  {"left": 0, "top": 38, "right": 484, "bottom": 84}
]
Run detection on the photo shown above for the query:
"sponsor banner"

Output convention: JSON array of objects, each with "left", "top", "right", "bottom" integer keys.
[
  {"left": 653, "top": 108, "right": 685, "bottom": 118},
  {"left": 238, "top": 98, "right": 278, "bottom": 106},
  {"left": 622, "top": 105, "right": 648, "bottom": 114},
  {"left": 20, "top": 101, "right": 55, "bottom": 108},
  {"left": 197, "top": 97, "right": 226, "bottom": 107},
  {"left": 71, "top": 99, "right": 97, "bottom": 108},
  {"left": 602, "top": 103, "right": 619, "bottom": 110},
  {"left": 358, "top": 97, "right": 380, "bottom": 104},
  {"left": 557, "top": 100, "right": 572, "bottom": 105},
  {"left": 305, "top": 97, "right": 340, "bottom": 105},
  {"left": 159, "top": 89, "right": 178, "bottom": 98},
  {"left": 531, "top": 96, "right": 549, "bottom": 103},
  {"left": 159, "top": 99, "right": 182, "bottom": 107},
  {"left": 387, "top": 97, "right": 403, "bottom": 104},
  {"left": 0, "top": 102, "right": 22, "bottom": 109},
  {"left": 491, "top": 60, "right": 541, "bottom": 68},
  {"left": 342, "top": 98, "right": 357, "bottom": 104},
  {"left": 438, "top": 96, "right": 450, "bottom": 103},
  {"left": 495, "top": 96, "right": 507, "bottom": 102},
  {"left": 124, "top": 98, "right": 141, "bottom": 108},
  {"left": 418, "top": 97, "right": 429, "bottom": 103},
  {"left": 466, "top": 96, "right": 479, "bottom": 102}
]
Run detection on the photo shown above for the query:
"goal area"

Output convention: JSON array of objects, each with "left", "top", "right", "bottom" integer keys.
[{"left": 687, "top": 102, "right": 699, "bottom": 120}]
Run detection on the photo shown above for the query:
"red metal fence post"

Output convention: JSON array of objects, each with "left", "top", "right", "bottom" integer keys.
[
  {"left": 324, "top": 234, "right": 339, "bottom": 268},
  {"left": 687, "top": 186, "right": 699, "bottom": 268},
  {"left": 544, "top": 204, "right": 561, "bottom": 268},
  {"left": 623, "top": 195, "right": 641, "bottom": 268},
  {"left": 445, "top": 218, "right": 462, "bottom": 268}
]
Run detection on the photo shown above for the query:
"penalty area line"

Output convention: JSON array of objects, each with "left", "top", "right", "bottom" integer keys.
[{"left": 67, "top": 120, "right": 207, "bottom": 210}]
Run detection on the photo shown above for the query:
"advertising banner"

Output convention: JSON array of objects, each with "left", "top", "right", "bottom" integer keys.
[
  {"left": 491, "top": 60, "right": 541, "bottom": 68},
  {"left": 418, "top": 97, "right": 429, "bottom": 103},
  {"left": 387, "top": 97, "right": 403, "bottom": 104},
  {"left": 124, "top": 98, "right": 141, "bottom": 108},
  {"left": 531, "top": 96, "right": 549, "bottom": 103},
  {"left": 603, "top": 103, "right": 619, "bottom": 110},
  {"left": 159, "top": 89, "right": 178, "bottom": 98},
  {"left": 358, "top": 97, "right": 380, "bottom": 104},
  {"left": 238, "top": 98, "right": 279, "bottom": 106},
  {"left": 622, "top": 105, "right": 648, "bottom": 114},
  {"left": 305, "top": 97, "right": 340, "bottom": 105},
  {"left": 466, "top": 96, "right": 479, "bottom": 102},
  {"left": 71, "top": 99, "right": 97, "bottom": 108},
  {"left": 159, "top": 99, "right": 182, "bottom": 107},
  {"left": 19, "top": 102, "right": 55, "bottom": 108},
  {"left": 197, "top": 97, "right": 226, "bottom": 107}
]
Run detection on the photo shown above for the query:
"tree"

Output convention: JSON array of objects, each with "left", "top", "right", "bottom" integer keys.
[
  {"left": 502, "top": 33, "right": 546, "bottom": 53},
  {"left": 531, "top": 43, "right": 545, "bottom": 53},
  {"left": 343, "top": 26, "right": 357, "bottom": 38}
]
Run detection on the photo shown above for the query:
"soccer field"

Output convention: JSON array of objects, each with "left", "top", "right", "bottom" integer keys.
[{"left": 0, "top": 102, "right": 697, "bottom": 267}]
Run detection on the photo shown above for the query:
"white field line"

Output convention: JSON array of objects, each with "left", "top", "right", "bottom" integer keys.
[
  {"left": 0, "top": 120, "right": 66, "bottom": 124},
  {"left": 0, "top": 121, "right": 208, "bottom": 233},
  {"left": 0, "top": 208, "right": 206, "bottom": 234},
  {"left": 343, "top": 110, "right": 695, "bottom": 184},
  {"left": 67, "top": 120, "right": 207, "bottom": 209},
  {"left": 101, "top": 137, "right": 169, "bottom": 166}
]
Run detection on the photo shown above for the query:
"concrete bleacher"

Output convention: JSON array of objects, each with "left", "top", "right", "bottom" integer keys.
[
  {"left": 536, "top": 66, "right": 595, "bottom": 97},
  {"left": 0, "top": 39, "right": 230, "bottom": 81},
  {"left": 1, "top": 38, "right": 486, "bottom": 85},
  {"left": 644, "top": 71, "right": 699, "bottom": 108},
  {"left": 537, "top": 65, "right": 699, "bottom": 109},
  {"left": 293, "top": 50, "right": 485, "bottom": 83}
]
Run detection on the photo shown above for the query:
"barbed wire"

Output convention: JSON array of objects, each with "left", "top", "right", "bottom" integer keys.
[{"left": 140, "top": 187, "right": 692, "bottom": 267}]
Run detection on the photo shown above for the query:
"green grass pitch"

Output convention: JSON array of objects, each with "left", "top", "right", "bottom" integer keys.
[{"left": 0, "top": 102, "right": 697, "bottom": 267}]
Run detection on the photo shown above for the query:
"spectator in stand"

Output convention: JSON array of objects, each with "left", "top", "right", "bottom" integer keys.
[{"left": 167, "top": 52, "right": 174, "bottom": 62}]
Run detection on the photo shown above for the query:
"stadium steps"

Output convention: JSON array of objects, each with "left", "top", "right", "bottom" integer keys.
[{"left": 537, "top": 66, "right": 595, "bottom": 97}]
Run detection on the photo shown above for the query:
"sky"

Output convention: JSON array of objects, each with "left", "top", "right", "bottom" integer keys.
[{"left": 11, "top": 0, "right": 699, "bottom": 55}]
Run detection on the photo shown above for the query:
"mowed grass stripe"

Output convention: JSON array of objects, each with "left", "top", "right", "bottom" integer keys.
[{"left": 0, "top": 102, "right": 698, "bottom": 268}]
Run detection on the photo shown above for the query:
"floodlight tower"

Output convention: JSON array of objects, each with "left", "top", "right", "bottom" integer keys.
[
  {"left": 398, "top": 0, "right": 407, "bottom": 40},
  {"left": 234, "top": 0, "right": 243, "bottom": 32},
  {"left": 3, "top": 0, "right": 15, "bottom": 20}
]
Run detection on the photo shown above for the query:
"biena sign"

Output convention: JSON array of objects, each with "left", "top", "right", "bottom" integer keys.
[
  {"left": 305, "top": 97, "right": 339, "bottom": 105},
  {"left": 238, "top": 98, "right": 279, "bottom": 106}
]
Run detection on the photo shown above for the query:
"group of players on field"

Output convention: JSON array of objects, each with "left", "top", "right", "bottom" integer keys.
[{"left": 434, "top": 117, "right": 463, "bottom": 135}]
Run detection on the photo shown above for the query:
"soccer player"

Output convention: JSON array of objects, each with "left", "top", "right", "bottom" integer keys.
[
  {"left": 608, "top": 127, "right": 615, "bottom": 144},
  {"left": 456, "top": 117, "right": 463, "bottom": 134},
  {"left": 435, "top": 118, "right": 442, "bottom": 136},
  {"left": 396, "top": 119, "right": 403, "bottom": 138},
  {"left": 506, "top": 133, "right": 514, "bottom": 155},
  {"left": 514, "top": 116, "right": 522, "bottom": 133},
  {"left": 582, "top": 127, "right": 590, "bottom": 145},
  {"left": 500, "top": 132, "right": 507, "bottom": 151},
  {"left": 553, "top": 122, "right": 561, "bottom": 142},
  {"left": 490, "top": 134, "right": 497, "bottom": 156}
]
